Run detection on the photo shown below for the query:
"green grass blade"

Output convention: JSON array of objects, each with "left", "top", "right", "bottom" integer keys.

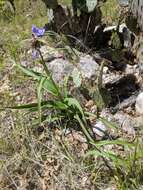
[
  {"left": 63, "top": 75, "right": 69, "bottom": 98},
  {"left": 65, "top": 97, "right": 85, "bottom": 120},
  {"left": 16, "top": 64, "right": 59, "bottom": 96},
  {"left": 100, "top": 117, "right": 119, "bottom": 129},
  {"left": 1, "top": 101, "right": 54, "bottom": 110},
  {"left": 53, "top": 101, "right": 68, "bottom": 110},
  {"left": 16, "top": 63, "right": 42, "bottom": 80},
  {"left": 75, "top": 114, "right": 94, "bottom": 142},
  {"left": 85, "top": 149, "right": 122, "bottom": 161},
  {"left": 90, "top": 140, "right": 134, "bottom": 148}
]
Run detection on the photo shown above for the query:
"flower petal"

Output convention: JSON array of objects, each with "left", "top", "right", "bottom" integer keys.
[
  {"left": 32, "top": 50, "right": 39, "bottom": 60},
  {"left": 32, "top": 25, "right": 45, "bottom": 37}
]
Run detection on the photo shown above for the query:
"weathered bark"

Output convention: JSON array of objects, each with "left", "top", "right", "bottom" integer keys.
[{"left": 130, "top": 0, "right": 143, "bottom": 31}]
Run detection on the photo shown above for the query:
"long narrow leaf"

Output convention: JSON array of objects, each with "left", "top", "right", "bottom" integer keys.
[
  {"left": 16, "top": 64, "right": 42, "bottom": 80},
  {"left": 100, "top": 117, "right": 119, "bottom": 129},
  {"left": 65, "top": 97, "right": 85, "bottom": 120},
  {"left": 85, "top": 149, "right": 121, "bottom": 161},
  {"left": 16, "top": 64, "right": 59, "bottom": 96},
  {"left": 75, "top": 114, "right": 94, "bottom": 142},
  {"left": 90, "top": 140, "right": 134, "bottom": 148},
  {"left": 63, "top": 75, "right": 69, "bottom": 98},
  {"left": 2, "top": 101, "right": 54, "bottom": 110}
]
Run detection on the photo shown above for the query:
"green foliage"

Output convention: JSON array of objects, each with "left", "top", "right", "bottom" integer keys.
[
  {"left": 114, "top": 141, "right": 143, "bottom": 189},
  {"left": 71, "top": 68, "right": 82, "bottom": 88},
  {"left": 89, "top": 61, "right": 111, "bottom": 111},
  {"left": 0, "top": 0, "right": 15, "bottom": 21},
  {"left": 15, "top": 65, "right": 84, "bottom": 117},
  {"left": 101, "top": 0, "right": 120, "bottom": 25},
  {"left": 9, "top": 48, "right": 136, "bottom": 168},
  {"left": 111, "top": 31, "right": 122, "bottom": 49}
]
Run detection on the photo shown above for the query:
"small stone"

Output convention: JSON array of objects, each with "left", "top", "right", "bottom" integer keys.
[
  {"left": 122, "top": 118, "right": 136, "bottom": 136},
  {"left": 85, "top": 100, "right": 94, "bottom": 108},
  {"left": 33, "top": 66, "right": 43, "bottom": 73},
  {"left": 48, "top": 58, "right": 73, "bottom": 84},
  {"left": 135, "top": 92, "right": 143, "bottom": 115},
  {"left": 114, "top": 112, "right": 136, "bottom": 136},
  {"left": 90, "top": 105, "right": 97, "bottom": 113},
  {"left": 104, "top": 186, "right": 116, "bottom": 190},
  {"left": 139, "top": 64, "right": 143, "bottom": 73},
  {"left": 118, "top": 0, "right": 129, "bottom": 6},
  {"left": 103, "top": 66, "right": 108, "bottom": 74},
  {"left": 78, "top": 55, "right": 99, "bottom": 79},
  {"left": 125, "top": 65, "right": 136, "bottom": 74},
  {"left": 16, "top": 95, "right": 22, "bottom": 101},
  {"left": 136, "top": 116, "right": 143, "bottom": 125},
  {"left": 92, "top": 121, "right": 107, "bottom": 140}
]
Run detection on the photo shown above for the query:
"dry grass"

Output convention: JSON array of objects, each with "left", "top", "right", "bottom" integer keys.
[{"left": 1, "top": 1, "right": 143, "bottom": 190}]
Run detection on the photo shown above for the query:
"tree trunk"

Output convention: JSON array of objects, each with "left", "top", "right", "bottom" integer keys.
[{"left": 130, "top": 0, "right": 143, "bottom": 31}]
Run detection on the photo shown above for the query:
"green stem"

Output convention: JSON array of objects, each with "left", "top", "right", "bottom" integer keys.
[
  {"left": 37, "top": 48, "right": 63, "bottom": 100},
  {"left": 75, "top": 114, "right": 94, "bottom": 143},
  {"left": 75, "top": 114, "right": 114, "bottom": 173}
]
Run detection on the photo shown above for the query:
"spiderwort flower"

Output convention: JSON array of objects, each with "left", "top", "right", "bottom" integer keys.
[
  {"left": 32, "top": 49, "right": 39, "bottom": 60},
  {"left": 32, "top": 25, "right": 45, "bottom": 37}
]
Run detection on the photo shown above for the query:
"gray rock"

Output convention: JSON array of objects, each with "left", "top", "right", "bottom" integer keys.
[
  {"left": 121, "top": 24, "right": 132, "bottom": 48},
  {"left": 104, "top": 186, "right": 116, "bottom": 190},
  {"left": 77, "top": 55, "right": 99, "bottom": 79},
  {"left": 138, "top": 185, "right": 143, "bottom": 190},
  {"left": 135, "top": 116, "right": 143, "bottom": 127},
  {"left": 92, "top": 120, "right": 107, "bottom": 140},
  {"left": 139, "top": 64, "right": 143, "bottom": 74},
  {"left": 121, "top": 117, "right": 136, "bottom": 135},
  {"left": 113, "top": 112, "right": 127, "bottom": 125},
  {"left": 38, "top": 45, "right": 100, "bottom": 86},
  {"left": 130, "top": 0, "right": 143, "bottom": 31},
  {"left": 114, "top": 93, "right": 138, "bottom": 110},
  {"left": 40, "top": 46, "right": 100, "bottom": 84},
  {"left": 135, "top": 92, "right": 143, "bottom": 115},
  {"left": 40, "top": 45, "right": 60, "bottom": 59},
  {"left": 100, "top": 109, "right": 113, "bottom": 122},
  {"left": 118, "top": 0, "right": 129, "bottom": 6},
  {"left": 114, "top": 112, "right": 136, "bottom": 135},
  {"left": 125, "top": 65, "right": 138, "bottom": 74},
  {"left": 48, "top": 58, "right": 74, "bottom": 84},
  {"left": 136, "top": 44, "right": 143, "bottom": 65}
]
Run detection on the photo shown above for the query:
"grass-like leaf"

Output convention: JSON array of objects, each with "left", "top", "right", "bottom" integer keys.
[
  {"left": 100, "top": 117, "right": 119, "bottom": 129},
  {"left": 65, "top": 97, "right": 85, "bottom": 120},
  {"left": 16, "top": 64, "right": 59, "bottom": 96},
  {"left": 85, "top": 149, "right": 121, "bottom": 161},
  {"left": 91, "top": 140, "right": 134, "bottom": 148}
]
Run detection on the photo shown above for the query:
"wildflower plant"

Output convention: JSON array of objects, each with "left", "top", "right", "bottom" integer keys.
[
  {"left": 1, "top": 19, "right": 136, "bottom": 182},
  {"left": 5, "top": 34, "right": 134, "bottom": 168}
]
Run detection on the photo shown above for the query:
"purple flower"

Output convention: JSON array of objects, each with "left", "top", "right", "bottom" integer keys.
[
  {"left": 32, "top": 25, "right": 45, "bottom": 37},
  {"left": 32, "top": 49, "right": 39, "bottom": 60}
]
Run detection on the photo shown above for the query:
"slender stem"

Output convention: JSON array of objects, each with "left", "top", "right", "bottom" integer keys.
[
  {"left": 37, "top": 48, "right": 63, "bottom": 100},
  {"left": 75, "top": 114, "right": 94, "bottom": 143},
  {"left": 75, "top": 114, "right": 114, "bottom": 173}
]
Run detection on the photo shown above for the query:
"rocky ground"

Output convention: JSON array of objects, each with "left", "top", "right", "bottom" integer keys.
[{"left": 1, "top": 0, "right": 143, "bottom": 190}]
